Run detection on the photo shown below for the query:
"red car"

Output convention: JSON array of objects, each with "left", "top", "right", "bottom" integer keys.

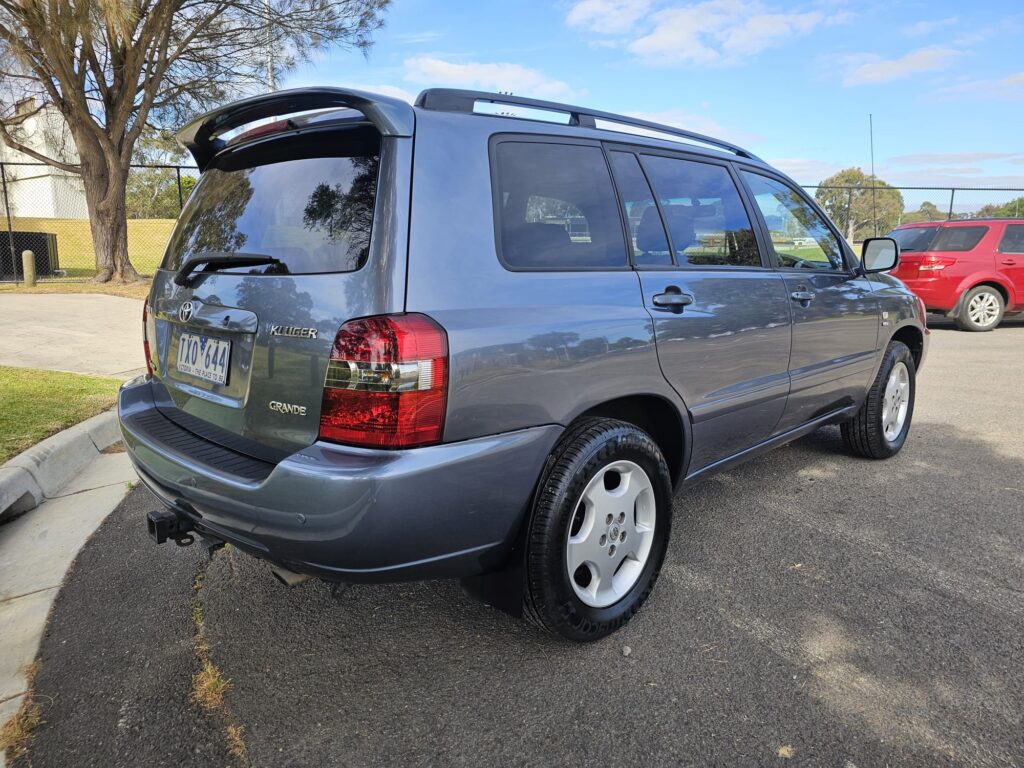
[{"left": 887, "top": 219, "right": 1024, "bottom": 331}]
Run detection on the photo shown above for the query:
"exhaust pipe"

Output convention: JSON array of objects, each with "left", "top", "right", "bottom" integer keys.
[{"left": 269, "top": 563, "right": 312, "bottom": 587}]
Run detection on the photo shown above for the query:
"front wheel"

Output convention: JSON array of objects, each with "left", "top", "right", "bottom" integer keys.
[
  {"left": 523, "top": 418, "right": 672, "bottom": 641},
  {"left": 841, "top": 340, "right": 916, "bottom": 459},
  {"left": 956, "top": 285, "right": 1004, "bottom": 331}
]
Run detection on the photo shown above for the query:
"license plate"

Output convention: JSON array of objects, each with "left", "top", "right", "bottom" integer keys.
[{"left": 176, "top": 333, "right": 231, "bottom": 385}]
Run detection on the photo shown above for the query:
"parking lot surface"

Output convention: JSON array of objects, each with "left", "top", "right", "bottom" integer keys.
[{"left": 18, "top": 320, "right": 1024, "bottom": 767}]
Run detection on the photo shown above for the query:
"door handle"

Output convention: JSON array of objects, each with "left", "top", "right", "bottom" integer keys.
[
  {"left": 652, "top": 288, "right": 694, "bottom": 313},
  {"left": 790, "top": 290, "right": 814, "bottom": 303},
  {"left": 1001, "top": 258, "right": 1017, "bottom": 265}
]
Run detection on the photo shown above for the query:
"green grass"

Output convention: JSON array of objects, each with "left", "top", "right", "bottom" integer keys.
[
  {"left": 0, "top": 366, "right": 120, "bottom": 463},
  {"left": 4, "top": 216, "right": 175, "bottom": 277}
]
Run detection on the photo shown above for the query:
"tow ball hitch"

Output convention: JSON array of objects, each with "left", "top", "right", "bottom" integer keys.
[{"left": 147, "top": 509, "right": 195, "bottom": 546}]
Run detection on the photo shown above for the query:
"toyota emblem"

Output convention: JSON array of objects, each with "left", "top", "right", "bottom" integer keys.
[{"left": 179, "top": 301, "right": 194, "bottom": 323}]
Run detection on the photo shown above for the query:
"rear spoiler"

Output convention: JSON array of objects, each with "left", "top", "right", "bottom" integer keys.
[{"left": 176, "top": 87, "right": 415, "bottom": 170}]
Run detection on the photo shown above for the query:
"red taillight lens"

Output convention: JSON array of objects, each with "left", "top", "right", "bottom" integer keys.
[
  {"left": 920, "top": 254, "right": 956, "bottom": 271},
  {"left": 142, "top": 302, "right": 154, "bottom": 378},
  {"left": 319, "top": 314, "right": 448, "bottom": 448}
]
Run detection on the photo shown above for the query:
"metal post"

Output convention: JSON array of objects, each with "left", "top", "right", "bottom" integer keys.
[
  {"left": 0, "top": 162, "right": 18, "bottom": 284},
  {"left": 21, "top": 250, "right": 36, "bottom": 287},
  {"left": 846, "top": 188, "right": 854, "bottom": 243},
  {"left": 176, "top": 166, "right": 184, "bottom": 211},
  {"left": 947, "top": 189, "right": 956, "bottom": 220}
]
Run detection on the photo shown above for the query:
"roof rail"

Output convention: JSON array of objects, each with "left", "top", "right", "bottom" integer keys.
[
  {"left": 178, "top": 87, "right": 415, "bottom": 170},
  {"left": 415, "top": 88, "right": 760, "bottom": 161}
]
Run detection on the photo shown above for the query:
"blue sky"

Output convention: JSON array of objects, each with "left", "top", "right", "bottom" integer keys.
[{"left": 284, "top": 0, "right": 1024, "bottom": 203}]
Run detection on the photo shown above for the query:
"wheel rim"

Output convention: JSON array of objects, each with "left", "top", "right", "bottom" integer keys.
[
  {"left": 565, "top": 460, "right": 656, "bottom": 608},
  {"left": 967, "top": 291, "right": 1000, "bottom": 327},
  {"left": 882, "top": 361, "right": 911, "bottom": 442}
]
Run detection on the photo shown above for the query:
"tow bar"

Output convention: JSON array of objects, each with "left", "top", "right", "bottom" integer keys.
[{"left": 147, "top": 508, "right": 195, "bottom": 546}]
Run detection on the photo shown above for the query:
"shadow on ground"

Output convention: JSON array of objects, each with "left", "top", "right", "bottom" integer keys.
[{"left": 20, "top": 417, "right": 1022, "bottom": 767}]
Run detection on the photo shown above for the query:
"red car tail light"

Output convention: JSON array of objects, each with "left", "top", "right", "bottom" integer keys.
[
  {"left": 319, "top": 314, "right": 448, "bottom": 448},
  {"left": 142, "top": 302, "right": 154, "bottom": 378},
  {"left": 920, "top": 254, "right": 957, "bottom": 271}
]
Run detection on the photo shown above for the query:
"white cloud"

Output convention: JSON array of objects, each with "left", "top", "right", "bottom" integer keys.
[
  {"left": 629, "top": 1, "right": 831, "bottom": 66},
  {"left": 403, "top": 56, "right": 574, "bottom": 100},
  {"left": 393, "top": 31, "right": 443, "bottom": 45},
  {"left": 903, "top": 17, "right": 958, "bottom": 36},
  {"left": 566, "top": 0, "right": 652, "bottom": 34},
  {"left": 767, "top": 157, "right": 843, "bottom": 184},
  {"left": 842, "top": 46, "right": 959, "bottom": 86},
  {"left": 935, "top": 71, "right": 1024, "bottom": 100},
  {"left": 889, "top": 152, "right": 1023, "bottom": 166},
  {"left": 348, "top": 84, "right": 417, "bottom": 103}
]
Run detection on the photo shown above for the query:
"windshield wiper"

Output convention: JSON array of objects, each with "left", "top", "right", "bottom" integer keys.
[{"left": 174, "top": 252, "right": 281, "bottom": 286}]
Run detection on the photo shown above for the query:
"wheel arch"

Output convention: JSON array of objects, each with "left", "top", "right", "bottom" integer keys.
[
  {"left": 957, "top": 276, "right": 1015, "bottom": 310},
  {"left": 572, "top": 394, "right": 690, "bottom": 489},
  {"left": 889, "top": 324, "right": 925, "bottom": 369}
]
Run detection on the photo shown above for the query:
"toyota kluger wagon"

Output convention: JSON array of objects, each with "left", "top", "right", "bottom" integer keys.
[{"left": 119, "top": 87, "right": 928, "bottom": 641}]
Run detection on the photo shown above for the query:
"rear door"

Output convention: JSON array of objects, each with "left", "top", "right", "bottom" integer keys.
[
  {"left": 739, "top": 170, "right": 879, "bottom": 432},
  {"left": 609, "top": 149, "right": 793, "bottom": 471},
  {"left": 997, "top": 224, "right": 1024, "bottom": 305},
  {"left": 147, "top": 125, "right": 409, "bottom": 459}
]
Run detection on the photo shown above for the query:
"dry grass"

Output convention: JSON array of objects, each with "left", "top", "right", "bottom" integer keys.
[
  {"left": 0, "top": 661, "right": 42, "bottom": 760},
  {"left": 192, "top": 659, "right": 232, "bottom": 713},
  {"left": 226, "top": 724, "right": 249, "bottom": 762},
  {"left": 0, "top": 280, "right": 152, "bottom": 300}
]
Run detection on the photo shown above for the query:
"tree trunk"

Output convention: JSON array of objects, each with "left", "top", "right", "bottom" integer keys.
[{"left": 82, "top": 161, "right": 142, "bottom": 283}]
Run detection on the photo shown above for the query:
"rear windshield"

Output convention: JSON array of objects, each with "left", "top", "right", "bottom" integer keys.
[
  {"left": 162, "top": 132, "right": 380, "bottom": 275},
  {"left": 888, "top": 226, "right": 937, "bottom": 252},
  {"left": 927, "top": 225, "right": 988, "bottom": 252}
]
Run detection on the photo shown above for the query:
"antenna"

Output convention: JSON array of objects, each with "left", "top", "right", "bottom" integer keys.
[{"left": 869, "top": 113, "right": 877, "bottom": 237}]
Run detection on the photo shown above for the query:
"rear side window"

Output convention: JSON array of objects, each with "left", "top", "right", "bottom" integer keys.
[
  {"left": 889, "top": 226, "right": 938, "bottom": 252},
  {"left": 608, "top": 151, "right": 672, "bottom": 267},
  {"left": 998, "top": 224, "right": 1024, "bottom": 253},
  {"left": 929, "top": 226, "right": 988, "bottom": 252},
  {"left": 640, "top": 156, "right": 761, "bottom": 267},
  {"left": 163, "top": 135, "right": 380, "bottom": 275},
  {"left": 495, "top": 142, "right": 627, "bottom": 269}
]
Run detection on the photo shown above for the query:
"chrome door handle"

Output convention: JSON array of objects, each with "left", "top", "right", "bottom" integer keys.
[
  {"left": 652, "top": 288, "right": 694, "bottom": 314},
  {"left": 790, "top": 290, "right": 815, "bottom": 303}
]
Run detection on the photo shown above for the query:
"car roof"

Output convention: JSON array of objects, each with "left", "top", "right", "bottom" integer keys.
[{"left": 894, "top": 218, "right": 1024, "bottom": 230}]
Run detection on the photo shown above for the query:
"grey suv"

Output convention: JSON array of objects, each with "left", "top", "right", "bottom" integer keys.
[{"left": 119, "top": 87, "right": 928, "bottom": 641}]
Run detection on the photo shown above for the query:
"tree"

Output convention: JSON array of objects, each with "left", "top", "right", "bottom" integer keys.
[
  {"left": 901, "top": 200, "right": 945, "bottom": 224},
  {"left": 126, "top": 127, "right": 194, "bottom": 219},
  {"left": 814, "top": 167, "right": 904, "bottom": 243},
  {"left": 0, "top": 0, "right": 389, "bottom": 282}
]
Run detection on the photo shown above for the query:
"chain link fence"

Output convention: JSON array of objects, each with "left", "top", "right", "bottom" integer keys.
[
  {"left": 1, "top": 161, "right": 198, "bottom": 282},
  {"left": 3, "top": 160, "right": 1024, "bottom": 282},
  {"left": 803, "top": 185, "right": 1024, "bottom": 248}
]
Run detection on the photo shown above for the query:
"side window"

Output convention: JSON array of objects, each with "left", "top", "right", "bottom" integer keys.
[
  {"left": 741, "top": 172, "right": 845, "bottom": 271},
  {"left": 640, "top": 155, "right": 762, "bottom": 267},
  {"left": 929, "top": 226, "right": 989, "bottom": 252},
  {"left": 494, "top": 142, "right": 627, "bottom": 269},
  {"left": 608, "top": 151, "right": 672, "bottom": 266},
  {"left": 999, "top": 224, "right": 1024, "bottom": 254}
]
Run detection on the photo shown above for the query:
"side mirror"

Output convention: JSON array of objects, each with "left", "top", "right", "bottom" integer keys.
[{"left": 861, "top": 237, "right": 899, "bottom": 273}]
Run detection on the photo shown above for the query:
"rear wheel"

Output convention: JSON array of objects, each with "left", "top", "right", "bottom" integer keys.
[
  {"left": 841, "top": 341, "right": 916, "bottom": 459},
  {"left": 523, "top": 418, "right": 671, "bottom": 641},
  {"left": 956, "top": 285, "right": 1004, "bottom": 331}
]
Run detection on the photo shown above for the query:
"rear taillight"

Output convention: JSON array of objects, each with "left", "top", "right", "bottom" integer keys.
[
  {"left": 142, "top": 302, "right": 154, "bottom": 378},
  {"left": 319, "top": 314, "right": 448, "bottom": 449},
  {"left": 920, "top": 254, "right": 956, "bottom": 271}
]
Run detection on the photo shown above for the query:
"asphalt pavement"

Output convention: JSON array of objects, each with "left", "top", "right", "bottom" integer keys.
[{"left": 17, "top": 320, "right": 1024, "bottom": 767}]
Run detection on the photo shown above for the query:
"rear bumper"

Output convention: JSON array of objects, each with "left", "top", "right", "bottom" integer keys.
[{"left": 118, "top": 377, "right": 560, "bottom": 582}]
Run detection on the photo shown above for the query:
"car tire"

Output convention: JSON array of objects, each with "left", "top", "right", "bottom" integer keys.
[
  {"left": 955, "top": 285, "right": 1004, "bottom": 331},
  {"left": 841, "top": 340, "right": 916, "bottom": 459},
  {"left": 523, "top": 418, "right": 672, "bottom": 642}
]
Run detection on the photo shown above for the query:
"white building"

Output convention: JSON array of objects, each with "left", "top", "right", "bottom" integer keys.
[{"left": 0, "top": 98, "right": 89, "bottom": 219}]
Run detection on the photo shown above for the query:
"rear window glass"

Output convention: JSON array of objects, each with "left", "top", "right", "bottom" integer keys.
[
  {"left": 929, "top": 226, "right": 988, "bottom": 252},
  {"left": 998, "top": 224, "right": 1024, "bottom": 253},
  {"left": 494, "top": 142, "right": 627, "bottom": 269},
  {"left": 889, "top": 226, "right": 937, "bottom": 252},
  {"left": 162, "top": 139, "right": 380, "bottom": 275}
]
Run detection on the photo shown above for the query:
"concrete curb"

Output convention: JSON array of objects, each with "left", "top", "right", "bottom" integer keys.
[{"left": 0, "top": 410, "right": 122, "bottom": 523}]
